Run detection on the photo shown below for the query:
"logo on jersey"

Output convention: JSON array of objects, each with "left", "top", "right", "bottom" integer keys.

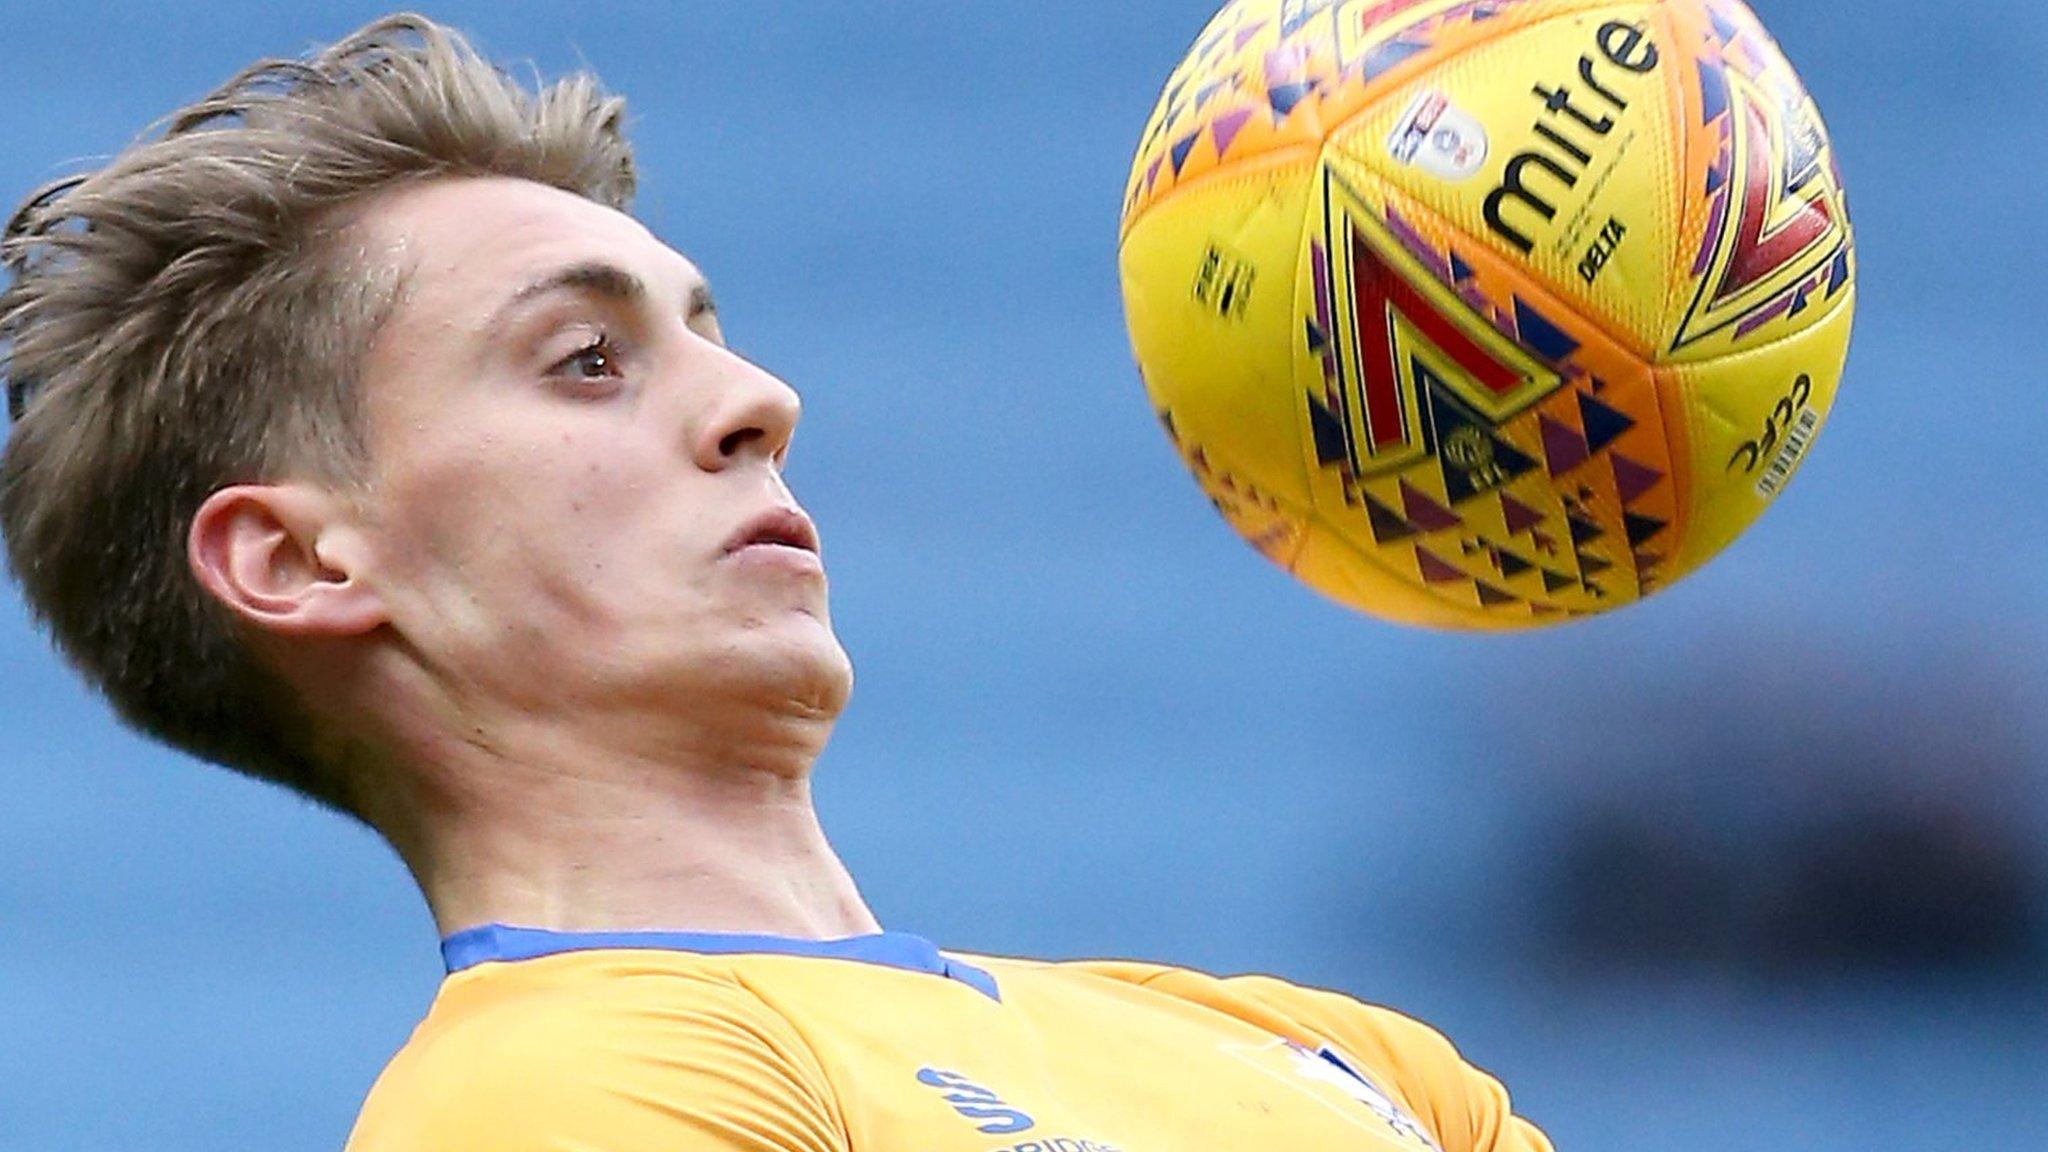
[
  {"left": 1286, "top": 1044, "right": 1440, "bottom": 1149},
  {"left": 916, "top": 1067, "right": 1126, "bottom": 1152},
  {"left": 917, "top": 1068, "right": 1036, "bottom": 1135},
  {"left": 1223, "top": 1039, "right": 1442, "bottom": 1150}
]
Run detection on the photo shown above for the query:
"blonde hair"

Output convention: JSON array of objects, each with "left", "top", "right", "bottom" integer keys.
[{"left": 0, "top": 13, "right": 636, "bottom": 815}]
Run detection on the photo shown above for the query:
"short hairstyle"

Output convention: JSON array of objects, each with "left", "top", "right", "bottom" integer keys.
[{"left": 0, "top": 13, "right": 636, "bottom": 816}]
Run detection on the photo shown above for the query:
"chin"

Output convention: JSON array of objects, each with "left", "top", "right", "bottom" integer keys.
[
  {"left": 770, "top": 630, "right": 855, "bottom": 719},
  {"left": 797, "top": 646, "right": 856, "bottom": 719},
  {"left": 719, "top": 612, "right": 854, "bottom": 720}
]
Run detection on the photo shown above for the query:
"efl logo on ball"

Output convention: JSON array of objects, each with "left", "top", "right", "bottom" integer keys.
[{"left": 1386, "top": 89, "right": 1488, "bottom": 181}]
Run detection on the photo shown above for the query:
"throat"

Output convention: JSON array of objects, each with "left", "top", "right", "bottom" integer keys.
[{"left": 388, "top": 729, "right": 878, "bottom": 941}]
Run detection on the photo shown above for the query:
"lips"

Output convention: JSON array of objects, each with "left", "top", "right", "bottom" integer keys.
[{"left": 724, "top": 507, "right": 821, "bottom": 556}]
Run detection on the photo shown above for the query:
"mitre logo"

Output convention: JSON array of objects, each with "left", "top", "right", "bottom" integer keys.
[{"left": 1482, "top": 20, "right": 1662, "bottom": 255}]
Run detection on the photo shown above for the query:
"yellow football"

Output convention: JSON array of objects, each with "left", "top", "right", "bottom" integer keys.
[{"left": 1119, "top": 0, "right": 1853, "bottom": 628}]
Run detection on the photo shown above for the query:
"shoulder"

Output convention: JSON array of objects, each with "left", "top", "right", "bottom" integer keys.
[
  {"left": 345, "top": 959, "right": 847, "bottom": 1152},
  {"left": 1042, "top": 959, "right": 1552, "bottom": 1152},
  {"left": 1038, "top": 958, "right": 1458, "bottom": 1062}
]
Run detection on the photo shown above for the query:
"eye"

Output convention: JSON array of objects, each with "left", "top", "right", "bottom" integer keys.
[
  {"left": 688, "top": 308, "right": 726, "bottom": 348},
  {"left": 548, "top": 332, "right": 624, "bottom": 385}
]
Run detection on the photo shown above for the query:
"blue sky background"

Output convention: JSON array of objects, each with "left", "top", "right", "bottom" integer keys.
[{"left": 1, "top": 2, "right": 2044, "bottom": 1149}]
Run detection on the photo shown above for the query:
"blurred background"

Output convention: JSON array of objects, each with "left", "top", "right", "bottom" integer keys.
[{"left": 1, "top": 1, "right": 2043, "bottom": 1149}]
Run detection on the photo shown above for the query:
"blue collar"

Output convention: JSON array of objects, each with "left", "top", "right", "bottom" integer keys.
[{"left": 441, "top": 922, "right": 1001, "bottom": 1002}]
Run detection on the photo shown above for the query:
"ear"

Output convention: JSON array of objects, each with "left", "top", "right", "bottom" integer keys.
[{"left": 188, "top": 484, "right": 388, "bottom": 638}]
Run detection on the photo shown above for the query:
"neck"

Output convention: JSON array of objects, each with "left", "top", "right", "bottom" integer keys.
[{"left": 359, "top": 687, "right": 879, "bottom": 942}]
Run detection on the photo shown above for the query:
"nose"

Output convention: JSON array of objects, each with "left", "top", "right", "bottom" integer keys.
[{"left": 692, "top": 347, "right": 802, "bottom": 472}]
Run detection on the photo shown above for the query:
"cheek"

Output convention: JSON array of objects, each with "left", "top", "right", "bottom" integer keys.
[{"left": 378, "top": 431, "right": 695, "bottom": 630}]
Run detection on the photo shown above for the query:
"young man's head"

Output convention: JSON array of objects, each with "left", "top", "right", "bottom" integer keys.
[{"left": 0, "top": 14, "right": 850, "bottom": 829}]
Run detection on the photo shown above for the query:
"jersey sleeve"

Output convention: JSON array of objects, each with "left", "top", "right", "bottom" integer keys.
[
  {"left": 344, "top": 975, "right": 848, "bottom": 1152},
  {"left": 1220, "top": 972, "right": 1554, "bottom": 1152}
]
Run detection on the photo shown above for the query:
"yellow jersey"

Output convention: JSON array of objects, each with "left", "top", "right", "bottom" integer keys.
[{"left": 344, "top": 925, "right": 1551, "bottom": 1152}]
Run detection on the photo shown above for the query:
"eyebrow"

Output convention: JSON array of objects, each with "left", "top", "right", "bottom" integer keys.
[{"left": 488, "top": 260, "right": 717, "bottom": 331}]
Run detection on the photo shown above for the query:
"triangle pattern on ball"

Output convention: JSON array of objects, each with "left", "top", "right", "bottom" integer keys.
[
  {"left": 1514, "top": 297, "right": 1582, "bottom": 365},
  {"left": 1364, "top": 492, "right": 1419, "bottom": 544},
  {"left": 1308, "top": 397, "right": 1347, "bottom": 466},
  {"left": 1361, "top": 38, "right": 1428, "bottom": 81},
  {"left": 1474, "top": 581, "right": 1519, "bottom": 608},
  {"left": 1540, "top": 414, "right": 1590, "bottom": 476},
  {"left": 1625, "top": 512, "right": 1669, "bottom": 548},
  {"left": 1499, "top": 492, "right": 1544, "bottom": 536},
  {"left": 1211, "top": 107, "right": 1255, "bottom": 158},
  {"left": 1495, "top": 549, "right": 1534, "bottom": 579},
  {"left": 1576, "top": 390, "right": 1635, "bottom": 454},
  {"left": 1610, "top": 452, "right": 1664, "bottom": 505},
  {"left": 1414, "top": 545, "right": 1466, "bottom": 584},
  {"left": 1267, "top": 82, "right": 1314, "bottom": 119},
  {"left": 1399, "top": 480, "right": 1462, "bottom": 532}
]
